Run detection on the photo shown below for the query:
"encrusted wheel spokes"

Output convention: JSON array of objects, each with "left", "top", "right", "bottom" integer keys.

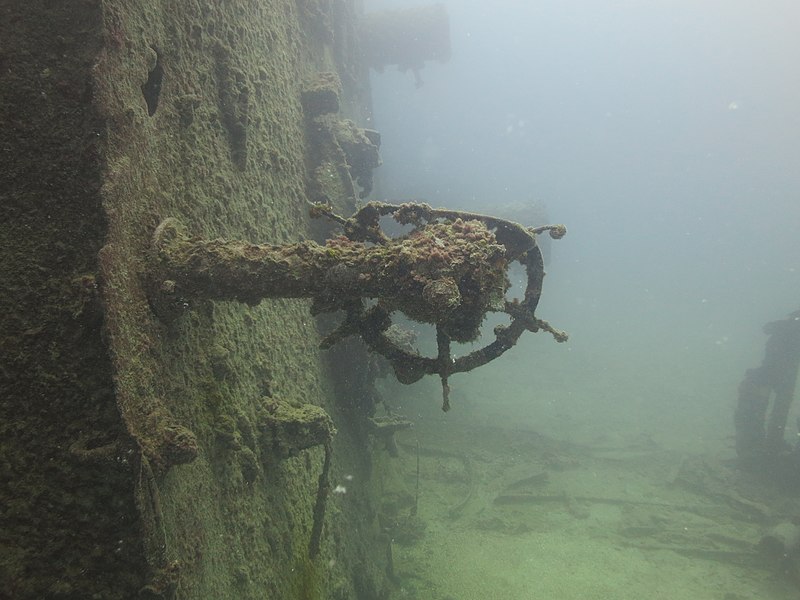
[{"left": 315, "top": 201, "right": 568, "bottom": 410}]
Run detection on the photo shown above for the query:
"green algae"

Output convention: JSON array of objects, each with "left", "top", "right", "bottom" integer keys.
[
  {"left": 2, "top": 0, "right": 396, "bottom": 598},
  {"left": 0, "top": 1, "right": 149, "bottom": 597}
]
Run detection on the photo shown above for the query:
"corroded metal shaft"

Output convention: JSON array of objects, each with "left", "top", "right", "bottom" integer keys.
[
  {"left": 149, "top": 202, "right": 567, "bottom": 410},
  {"left": 150, "top": 216, "right": 508, "bottom": 341}
]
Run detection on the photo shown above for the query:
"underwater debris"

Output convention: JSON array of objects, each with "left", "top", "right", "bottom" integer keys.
[
  {"left": 330, "top": 119, "right": 381, "bottom": 197},
  {"left": 302, "top": 71, "right": 381, "bottom": 202},
  {"left": 301, "top": 71, "right": 341, "bottom": 118},
  {"left": 362, "top": 5, "right": 451, "bottom": 87},
  {"left": 149, "top": 201, "right": 567, "bottom": 410},
  {"left": 256, "top": 397, "right": 336, "bottom": 459},
  {"left": 367, "top": 415, "right": 413, "bottom": 457},
  {"left": 251, "top": 396, "right": 336, "bottom": 558}
]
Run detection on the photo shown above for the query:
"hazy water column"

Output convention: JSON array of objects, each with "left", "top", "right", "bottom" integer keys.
[{"left": 369, "top": 0, "right": 800, "bottom": 376}]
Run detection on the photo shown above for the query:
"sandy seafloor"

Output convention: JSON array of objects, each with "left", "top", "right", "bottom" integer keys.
[{"left": 369, "top": 307, "right": 800, "bottom": 599}]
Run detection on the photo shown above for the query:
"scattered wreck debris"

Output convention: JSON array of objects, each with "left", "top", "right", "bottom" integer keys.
[{"left": 367, "top": 415, "right": 413, "bottom": 456}]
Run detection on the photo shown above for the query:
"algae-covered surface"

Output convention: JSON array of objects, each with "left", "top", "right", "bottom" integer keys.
[
  {"left": 2, "top": 0, "right": 397, "bottom": 598},
  {"left": 93, "top": 0, "right": 389, "bottom": 597},
  {"left": 0, "top": 1, "right": 147, "bottom": 597}
]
